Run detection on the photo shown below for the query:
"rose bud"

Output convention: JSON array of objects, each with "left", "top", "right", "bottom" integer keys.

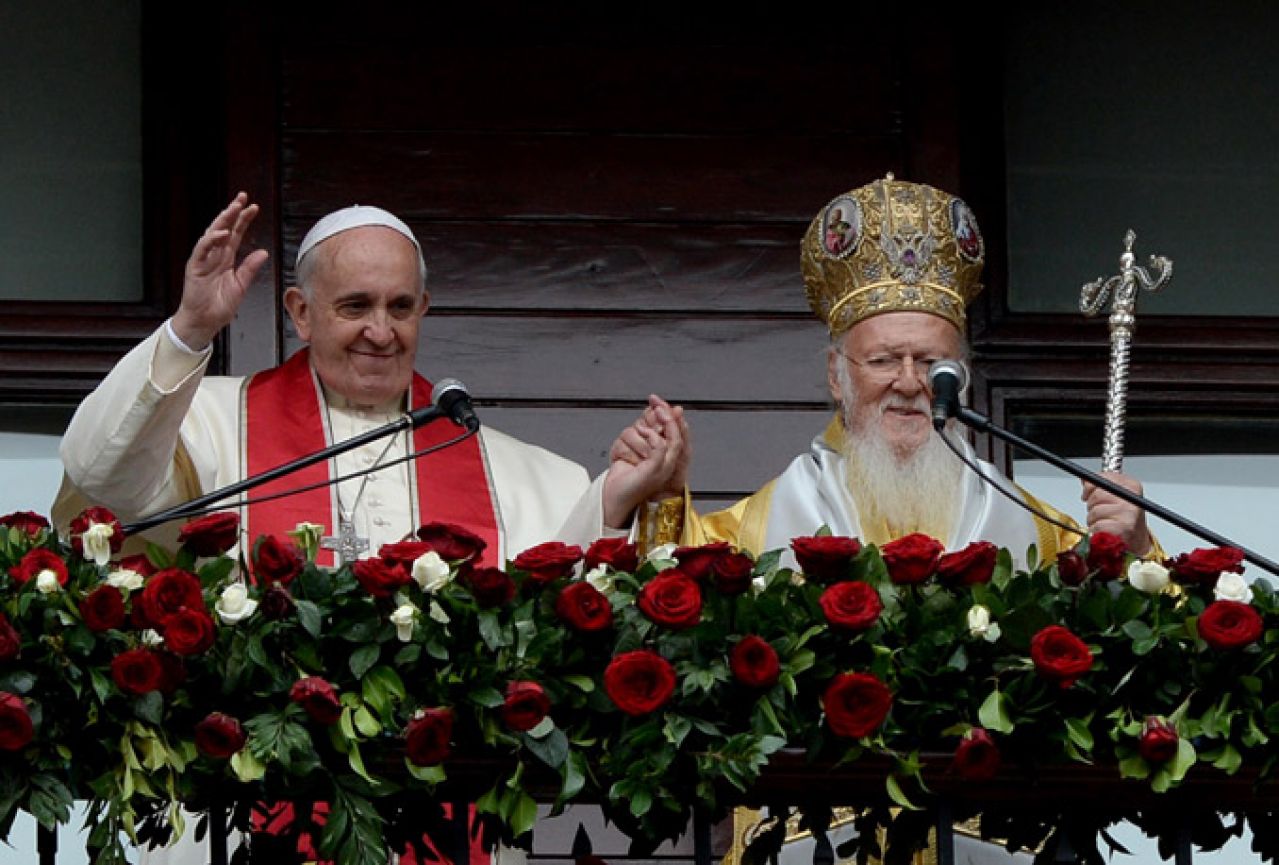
[
  {"left": 352, "top": 558, "right": 410, "bottom": 598},
  {"left": 952, "top": 727, "right": 1001, "bottom": 780},
  {"left": 0, "top": 692, "right": 35, "bottom": 752},
  {"left": 1086, "top": 532, "right": 1127, "bottom": 581},
  {"left": 0, "top": 511, "right": 50, "bottom": 538},
  {"left": 110, "top": 648, "right": 165, "bottom": 696},
  {"left": 81, "top": 585, "right": 127, "bottom": 633},
  {"left": 555, "top": 581, "right": 613, "bottom": 632},
  {"left": 1197, "top": 600, "right": 1263, "bottom": 650},
  {"left": 1029, "top": 625, "right": 1093, "bottom": 688},
  {"left": 466, "top": 567, "right": 517, "bottom": 608},
  {"left": 512, "top": 541, "right": 584, "bottom": 586},
  {"left": 671, "top": 542, "right": 733, "bottom": 581},
  {"left": 604, "top": 650, "right": 677, "bottom": 716},
  {"left": 253, "top": 535, "right": 304, "bottom": 585},
  {"left": 729, "top": 635, "right": 780, "bottom": 690},
  {"left": 791, "top": 535, "right": 862, "bottom": 582},
  {"left": 881, "top": 533, "right": 943, "bottom": 585},
  {"left": 584, "top": 537, "right": 640, "bottom": 574},
  {"left": 177, "top": 512, "right": 240, "bottom": 557},
  {"left": 501, "top": 681, "right": 551, "bottom": 732},
  {"left": 194, "top": 712, "right": 247, "bottom": 759},
  {"left": 937, "top": 542, "right": 998, "bottom": 587},
  {"left": 290, "top": 676, "right": 344, "bottom": 725},
  {"left": 1165, "top": 546, "right": 1245, "bottom": 589},
  {"left": 259, "top": 584, "right": 296, "bottom": 620},
  {"left": 1056, "top": 550, "right": 1089, "bottom": 587},
  {"left": 819, "top": 581, "right": 883, "bottom": 631},
  {"left": 636, "top": 571, "right": 703, "bottom": 630},
  {"left": 405, "top": 707, "right": 454, "bottom": 766},
  {"left": 417, "top": 522, "right": 487, "bottom": 562},
  {"left": 822, "top": 672, "right": 893, "bottom": 739},
  {"left": 1138, "top": 716, "right": 1179, "bottom": 763},
  {"left": 710, "top": 552, "right": 755, "bottom": 595},
  {"left": 0, "top": 615, "right": 20, "bottom": 661}
]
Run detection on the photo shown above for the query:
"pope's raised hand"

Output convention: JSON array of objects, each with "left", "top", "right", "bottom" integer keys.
[{"left": 170, "top": 193, "right": 269, "bottom": 350}]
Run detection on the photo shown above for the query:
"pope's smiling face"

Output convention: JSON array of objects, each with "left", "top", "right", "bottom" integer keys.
[
  {"left": 284, "top": 226, "right": 428, "bottom": 408},
  {"left": 828, "top": 311, "right": 962, "bottom": 458}
]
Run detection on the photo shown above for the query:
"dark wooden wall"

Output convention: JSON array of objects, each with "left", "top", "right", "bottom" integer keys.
[{"left": 14, "top": 3, "right": 1278, "bottom": 502}]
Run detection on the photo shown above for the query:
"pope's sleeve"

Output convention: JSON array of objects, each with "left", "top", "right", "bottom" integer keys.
[
  {"left": 638, "top": 481, "right": 778, "bottom": 556},
  {"left": 1018, "top": 486, "right": 1166, "bottom": 561}
]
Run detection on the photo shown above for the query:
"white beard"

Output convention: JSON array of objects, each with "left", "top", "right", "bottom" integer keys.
[{"left": 836, "top": 366, "right": 964, "bottom": 544}]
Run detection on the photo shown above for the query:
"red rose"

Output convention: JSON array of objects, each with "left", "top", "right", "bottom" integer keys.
[
  {"left": 378, "top": 541, "right": 434, "bottom": 569},
  {"left": 0, "top": 615, "right": 19, "bottom": 661},
  {"left": 194, "top": 712, "right": 246, "bottom": 759},
  {"left": 0, "top": 511, "right": 49, "bottom": 537},
  {"left": 710, "top": 553, "right": 755, "bottom": 595},
  {"left": 1139, "top": 716, "right": 1179, "bottom": 763},
  {"left": 117, "top": 554, "right": 157, "bottom": 578},
  {"left": 8, "top": 549, "right": 67, "bottom": 587},
  {"left": 111, "top": 648, "right": 165, "bottom": 695},
  {"left": 69, "top": 506, "right": 123, "bottom": 557},
  {"left": 177, "top": 512, "right": 240, "bottom": 557},
  {"left": 555, "top": 581, "right": 613, "bottom": 632},
  {"left": 136, "top": 568, "right": 204, "bottom": 630},
  {"left": 259, "top": 585, "right": 296, "bottom": 620},
  {"left": 290, "top": 676, "right": 344, "bottom": 725},
  {"left": 730, "top": 635, "right": 780, "bottom": 689},
  {"left": 512, "top": 541, "right": 584, "bottom": 585},
  {"left": 823, "top": 672, "right": 893, "bottom": 738},
  {"left": 671, "top": 542, "right": 732, "bottom": 580},
  {"left": 80, "top": 585, "right": 127, "bottom": 632},
  {"left": 1086, "top": 532, "right": 1127, "bottom": 581},
  {"left": 164, "top": 609, "right": 216, "bottom": 656},
  {"left": 465, "top": 567, "right": 516, "bottom": 608},
  {"left": 417, "top": 522, "right": 487, "bottom": 562},
  {"left": 1030, "top": 625, "right": 1093, "bottom": 688},
  {"left": 1166, "top": 547, "right": 1246, "bottom": 588},
  {"left": 952, "top": 727, "right": 1001, "bottom": 780},
  {"left": 0, "top": 693, "right": 34, "bottom": 751},
  {"left": 501, "top": 681, "right": 551, "bottom": 732},
  {"left": 604, "top": 650, "right": 677, "bottom": 716},
  {"left": 937, "top": 542, "right": 998, "bottom": 587},
  {"left": 1056, "top": 550, "right": 1089, "bottom": 587},
  {"left": 157, "top": 653, "right": 187, "bottom": 694},
  {"left": 1197, "top": 600, "right": 1263, "bottom": 650},
  {"left": 353, "top": 558, "right": 410, "bottom": 598},
  {"left": 253, "top": 535, "right": 304, "bottom": 585},
  {"left": 791, "top": 535, "right": 862, "bottom": 582},
  {"left": 637, "top": 571, "right": 703, "bottom": 630},
  {"left": 819, "top": 581, "right": 883, "bottom": 631},
  {"left": 405, "top": 707, "right": 454, "bottom": 766},
  {"left": 881, "top": 533, "right": 944, "bottom": 585},
  {"left": 584, "top": 537, "right": 640, "bottom": 574}
]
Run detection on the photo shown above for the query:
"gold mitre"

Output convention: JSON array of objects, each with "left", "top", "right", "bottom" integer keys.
[{"left": 801, "top": 175, "right": 985, "bottom": 335}]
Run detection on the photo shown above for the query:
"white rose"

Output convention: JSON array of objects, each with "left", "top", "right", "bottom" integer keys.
[
  {"left": 106, "top": 568, "right": 145, "bottom": 593},
  {"left": 390, "top": 603, "right": 419, "bottom": 642},
  {"left": 1127, "top": 560, "right": 1170, "bottom": 594},
  {"left": 82, "top": 522, "right": 116, "bottom": 566},
  {"left": 646, "top": 543, "right": 677, "bottom": 563},
  {"left": 216, "top": 583, "right": 258, "bottom": 624},
  {"left": 967, "top": 604, "right": 1000, "bottom": 642},
  {"left": 584, "top": 564, "right": 614, "bottom": 594},
  {"left": 35, "top": 569, "right": 62, "bottom": 594},
  {"left": 751, "top": 574, "right": 769, "bottom": 595},
  {"left": 1214, "top": 571, "right": 1252, "bottom": 603},
  {"left": 288, "top": 521, "right": 326, "bottom": 562},
  {"left": 412, "top": 552, "right": 452, "bottom": 593},
  {"left": 141, "top": 629, "right": 163, "bottom": 647}
]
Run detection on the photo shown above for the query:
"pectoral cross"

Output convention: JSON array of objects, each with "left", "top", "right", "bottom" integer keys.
[{"left": 320, "top": 518, "right": 370, "bottom": 566}]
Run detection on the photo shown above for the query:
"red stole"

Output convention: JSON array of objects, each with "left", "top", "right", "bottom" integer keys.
[{"left": 241, "top": 350, "right": 500, "bottom": 566}]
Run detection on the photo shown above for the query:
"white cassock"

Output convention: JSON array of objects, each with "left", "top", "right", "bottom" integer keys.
[{"left": 52, "top": 325, "right": 609, "bottom": 557}]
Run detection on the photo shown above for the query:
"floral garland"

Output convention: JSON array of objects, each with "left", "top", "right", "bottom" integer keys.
[{"left": 0, "top": 508, "right": 1276, "bottom": 865}]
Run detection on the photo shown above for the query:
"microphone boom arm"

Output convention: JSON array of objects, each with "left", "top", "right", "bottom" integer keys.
[{"left": 953, "top": 407, "right": 1279, "bottom": 578}]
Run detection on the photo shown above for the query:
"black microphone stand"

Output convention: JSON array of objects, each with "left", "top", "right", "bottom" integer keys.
[
  {"left": 123, "top": 403, "right": 448, "bottom": 536},
  {"left": 948, "top": 406, "right": 1279, "bottom": 578}
]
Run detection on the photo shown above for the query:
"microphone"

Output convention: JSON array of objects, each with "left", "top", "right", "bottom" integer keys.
[
  {"left": 431, "top": 378, "right": 480, "bottom": 432},
  {"left": 929, "top": 359, "right": 969, "bottom": 430}
]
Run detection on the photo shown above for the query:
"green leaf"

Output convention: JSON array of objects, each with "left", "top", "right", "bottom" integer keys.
[
  {"left": 1122, "top": 620, "right": 1153, "bottom": 641},
  {"left": 563, "top": 675, "right": 595, "bottom": 693},
  {"left": 405, "top": 758, "right": 447, "bottom": 784},
  {"left": 524, "top": 726, "right": 569, "bottom": 769},
  {"left": 295, "top": 600, "right": 322, "bottom": 637},
  {"left": 664, "top": 714, "right": 693, "bottom": 747},
  {"left": 478, "top": 610, "right": 507, "bottom": 651},
  {"left": 885, "top": 775, "right": 921, "bottom": 811},
  {"left": 353, "top": 706, "right": 381, "bottom": 738},
  {"left": 1212, "top": 743, "right": 1242, "bottom": 774},
  {"left": 978, "top": 689, "right": 1014, "bottom": 734},
  {"left": 231, "top": 748, "right": 266, "bottom": 782},
  {"left": 509, "top": 791, "right": 539, "bottom": 836},
  {"left": 1064, "top": 717, "right": 1094, "bottom": 752},
  {"left": 629, "top": 787, "right": 652, "bottom": 817},
  {"left": 1118, "top": 754, "right": 1149, "bottom": 780},
  {"left": 469, "top": 687, "right": 505, "bottom": 709},
  {"left": 132, "top": 692, "right": 164, "bottom": 726},
  {"left": 349, "top": 644, "right": 380, "bottom": 679},
  {"left": 561, "top": 751, "right": 587, "bottom": 800},
  {"left": 1166, "top": 738, "right": 1198, "bottom": 783}
]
